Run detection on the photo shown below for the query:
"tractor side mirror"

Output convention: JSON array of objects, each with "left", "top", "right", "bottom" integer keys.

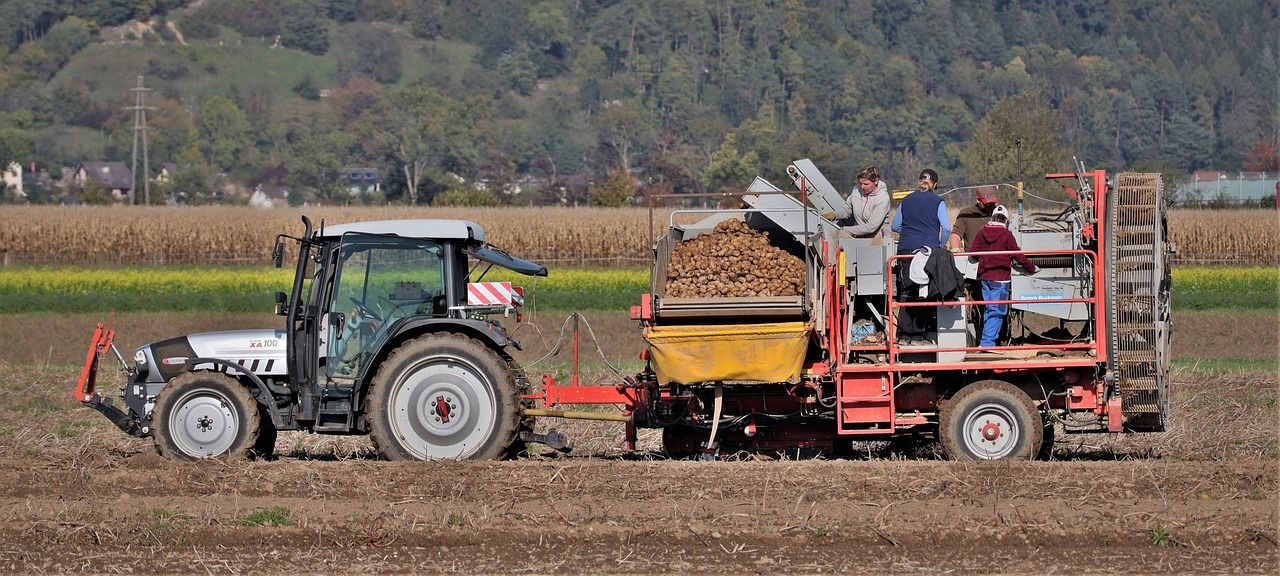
[
  {"left": 273, "top": 291, "right": 288, "bottom": 316},
  {"left": 272, "top": 237, "right": 285, "bottom": 268}
]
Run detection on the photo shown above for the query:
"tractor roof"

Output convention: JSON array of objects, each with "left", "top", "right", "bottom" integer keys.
[{"left": 318, "top": 219, "right": 486, "bottom": 242}]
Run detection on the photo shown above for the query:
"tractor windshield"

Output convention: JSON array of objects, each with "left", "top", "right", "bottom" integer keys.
[{"left": 327, "top": 235, "right": 445, "bottom": 378}]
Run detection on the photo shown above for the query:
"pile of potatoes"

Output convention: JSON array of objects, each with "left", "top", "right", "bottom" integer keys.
[{"left": 665, "top": 219, "right": 805, "bottom": 298}]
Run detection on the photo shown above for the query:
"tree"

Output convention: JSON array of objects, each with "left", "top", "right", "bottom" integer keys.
[
  {"left": 573, "top": 43, "right": 608, "bottom": 109},
  {"left": 293, "top": 74, "right": 321, "bottom": 100},
  {"left": 286, "top": 130, "right": 357, "bottom": 201},
  {"left": 0, "top": 127, "right": 33, "bottom": 164},
  {"left": 496, "top": 47, "right": 537, "bottom": 95},
  {"left": 589, "top": 170, "right": 634, "bottom": 207},
  {"left": 0, "top": 0, "right": 59, "bottom": 49},
  {"left": 1243, "top": 140, "right": 1280, "bottom": 172},
  {"left": 71, "top": 0, "right": 136, "bottom": 27},
  {"left": 281, "top": 0, "right": 329, "bottom": 56},
  {"left": 78, "top": 178, "right": 115, "bottom": 205},
  {"left": 328, "top": 0, "right": 357, "bottom": 23},
  {"left": 146, "top": 97, "right": 198, "bottom": 170},
  {"left": 960, "top": 91, "right": 1066, "bottom": 183},
  {"left": 327, "top": 76, "right": 384, "bottom": 122},
  {"left": 595, "top": 101, "right": 651, "bottom": 174},
  {"left": 198, "top": 96, "right": 251, "bottom": 173},
  {"left": 366, "top": 84, "right": 483, "bottom": 204},
  {"left": 336, "top": 23, "right": 402, "bottom": 84},
  {"left": 433, "top": 187, "right": 500, "bottom": 207},
  {"left": 408, "top": 0, "right": 444, "bottom": 40},
  {"left": 703, "top": 133, "right": 758, "bottom": 192},
  {"left": 169, "top": 163, "right": 217, "bottom": 205}
]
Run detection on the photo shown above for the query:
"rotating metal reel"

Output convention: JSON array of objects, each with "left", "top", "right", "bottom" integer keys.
[{"left": 1106, "top": 172, "right": 1173, "bottom": 431}]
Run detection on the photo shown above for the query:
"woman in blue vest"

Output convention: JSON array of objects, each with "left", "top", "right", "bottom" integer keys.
[{"left": 890, "top": 169, "right": 951, "bottom": 345}]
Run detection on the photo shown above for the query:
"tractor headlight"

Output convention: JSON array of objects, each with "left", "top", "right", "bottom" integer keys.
[{"left": 134, "top": 349, "right": 148, "bottom": 366}]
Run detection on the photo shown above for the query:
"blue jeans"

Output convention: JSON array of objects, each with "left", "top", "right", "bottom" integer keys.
[{"left": 980, "top": 280, "right": 1011, "bottom": 347}]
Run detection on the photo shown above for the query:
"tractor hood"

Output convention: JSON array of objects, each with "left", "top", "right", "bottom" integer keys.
[{"left": 143, "top": 329, "right": 288, "bottom": 382}]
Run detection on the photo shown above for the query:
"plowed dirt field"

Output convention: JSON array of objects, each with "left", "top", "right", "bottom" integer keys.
[
  {"left": 1, "top": 455, "right": 1275, "bottom": 574},
  {"left": 0, "top": 311, "right": 1275, "bottom": 574},
  {"left": 0, "top": 360, "right": 1274, "bottom": 575}
]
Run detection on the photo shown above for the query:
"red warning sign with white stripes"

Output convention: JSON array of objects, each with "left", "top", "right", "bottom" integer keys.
[{"left": 467, "top": 282, "right": 523, "bottom": 307}]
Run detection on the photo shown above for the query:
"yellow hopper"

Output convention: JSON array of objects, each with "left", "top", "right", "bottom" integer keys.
[{"left": 643, "top": 322, "right": 811, "bottom": 386}]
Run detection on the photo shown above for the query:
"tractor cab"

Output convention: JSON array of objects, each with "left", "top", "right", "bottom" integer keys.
[{"left": 276, "top": 217, "right": 546, "bottom": 435}]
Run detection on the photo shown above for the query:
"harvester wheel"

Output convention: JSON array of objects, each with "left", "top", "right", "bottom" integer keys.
[
  {"left": 151, "top": 371, "right": 263, "bottom": 461},
  {"left": 939, "top": 380, "right": 1042, "bottom": 461},
  {"left": 365, "top": 333, "right": 521, "bottom": 460},
  {"left": 661, "top": 425, "right": 704, "bottom": 459}
]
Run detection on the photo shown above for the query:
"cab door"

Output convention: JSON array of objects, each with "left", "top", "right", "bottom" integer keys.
[{"left": 326, "top": 234, "right": 447, "bottom": 380}]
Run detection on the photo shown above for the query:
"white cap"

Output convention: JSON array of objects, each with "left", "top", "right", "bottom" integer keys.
[{"left": 992, "top": 204, "right": 1010, "bottom": 220}]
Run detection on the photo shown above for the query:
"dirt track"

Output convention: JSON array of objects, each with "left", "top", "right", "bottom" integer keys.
[{"left": 1, "top": 453, "right": 1276, "bottom": 575}]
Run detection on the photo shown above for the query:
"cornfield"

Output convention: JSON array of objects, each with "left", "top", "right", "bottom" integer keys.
[
  {"left": 1166, "top": 210, "right": 1280, "bottom": 264},
  {"left": 0, "top": 206, "right": 1274, "bottom": 266}
]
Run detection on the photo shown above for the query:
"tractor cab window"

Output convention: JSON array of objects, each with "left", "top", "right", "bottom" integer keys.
[{"left": 328, "top": 235, "right": 445, "bottom": 378}]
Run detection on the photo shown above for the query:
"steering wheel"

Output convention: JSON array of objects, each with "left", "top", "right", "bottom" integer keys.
[
  {"left": 343, "top": 296, "right": 385, "bottom": 335},
  {"left": 351, "top": 300, "right": 383, "bottom": 323}
]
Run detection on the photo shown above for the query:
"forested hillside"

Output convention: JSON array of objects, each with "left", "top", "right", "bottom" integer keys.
[{"left": 0, "top": 0, "right": 1275, "bottom": 205}]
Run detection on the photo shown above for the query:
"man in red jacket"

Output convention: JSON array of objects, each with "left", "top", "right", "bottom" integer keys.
[{"left": 970, "top": 205, "right": 1038, "bottom": 350}]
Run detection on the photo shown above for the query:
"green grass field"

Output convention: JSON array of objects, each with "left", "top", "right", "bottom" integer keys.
[
  {"left": 0, "top": 265, "right": 1272, "bottom": 314},
  {"left": 1171, "top": 358, "right": 1279, "bottom": 374}
]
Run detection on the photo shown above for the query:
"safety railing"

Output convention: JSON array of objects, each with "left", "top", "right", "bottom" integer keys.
[{"left": 882, "top": 248, "right": 1099, "bottom": 361}]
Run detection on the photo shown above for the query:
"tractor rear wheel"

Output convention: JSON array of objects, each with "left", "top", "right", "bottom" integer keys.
[
  {"left": 152, "top": 371, "right": 264, "bottom": 461},
  {"left": 939, "top": 380, "right": 1042, "bottom": 461},
  {"left": 365, "top": 333, "right": 521, "bottom": 460}
]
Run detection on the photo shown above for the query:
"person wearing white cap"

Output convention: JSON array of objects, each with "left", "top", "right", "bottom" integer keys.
[
  {"left": 949, "top": 185, "right": 1000, "bottom": 341},
  {"left": 969, "top": 205, "right": 1038, "bottom": 351}
]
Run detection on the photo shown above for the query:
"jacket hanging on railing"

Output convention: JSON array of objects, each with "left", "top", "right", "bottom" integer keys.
[{"left": 922, "top": 247, "right": 964, "bottom": 301}]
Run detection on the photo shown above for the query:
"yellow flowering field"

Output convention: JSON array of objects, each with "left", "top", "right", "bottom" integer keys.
[
  {"left": 0, "top": 266, "right": 651, "bottom": 313},
  {"left": 0, "top": 265, "right": 1270, "bottom": 313}
]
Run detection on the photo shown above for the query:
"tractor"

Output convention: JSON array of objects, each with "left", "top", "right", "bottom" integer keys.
[{"left": 76, "top": 216, "right": 547, "bottom": 460}]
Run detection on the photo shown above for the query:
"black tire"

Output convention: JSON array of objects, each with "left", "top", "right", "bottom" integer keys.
[
  {"left": 152, "top": 371, "right": 263, "bottom": 461},
  {"left": 1037, "top": 417, "right": 1057, "bottom": 461},
  {"left": 939, "top": 380, "right": 1043, "bottom": 461},
  {"left": 365, "top": 333, "right": 521, "bottom": 461},
  {"left": 661, "top": 425, "right": 704, "bottom": 460},
  {"left": 254, "top": 410, "right": 278, "bottom": 459}
]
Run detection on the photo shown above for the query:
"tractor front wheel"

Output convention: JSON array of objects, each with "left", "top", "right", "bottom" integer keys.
[
  {"left": 152, "top": 371, "right": 264, "bottom": 461},
  {"left": 365, "top": 333, "right": 521, "bottom": 461},
  {"left": 939, "top": 380, "right": 1043, "bottom": 461}
]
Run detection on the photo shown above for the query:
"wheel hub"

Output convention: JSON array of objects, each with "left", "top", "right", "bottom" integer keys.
[
  {"left": 389, "top": 358, "right": 497, "bottom": 460},
  {"left": 171, "top": 392, "right": 238, "bottom": 457},
  {"left": 961, "top": 402, "right": 1019, "bottom": 459},
  {"left": 980, "top": 421, "right": 1002, "bottom": 442},
  {"left": 430, "top": 393, "right": 461, "bottom": 424}
]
